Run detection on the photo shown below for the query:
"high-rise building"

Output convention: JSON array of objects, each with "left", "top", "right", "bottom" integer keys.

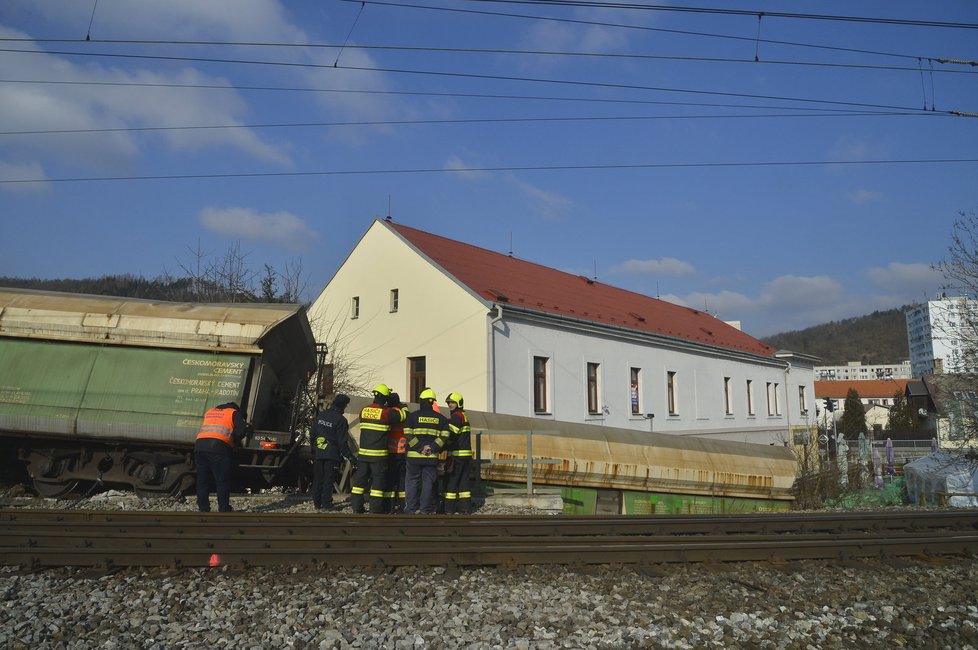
[{"left": 905, "top": 295, "right": 978, "bottom": 377}]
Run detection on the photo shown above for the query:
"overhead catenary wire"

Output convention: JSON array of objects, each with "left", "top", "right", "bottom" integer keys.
[
  {"left": 3, "top": 158, "right": 976, "bottom": 185},
  {"left": 452, "top": 0, "right": 978, "bottom": 29},
  {"left": 337, "top": 0, "right": 978, "bottom": 63},
  {"left": 2, "top": 38, "right": 976, "bottom": 75},
  {"left": 6, "top": 77, "right": 945, "bottom": 115},
  {"left": 0, "top": 48, "right": 964, "bottom": 115},
  {"left": 0, "top": 110, "right": 946, "bottom": 137}
]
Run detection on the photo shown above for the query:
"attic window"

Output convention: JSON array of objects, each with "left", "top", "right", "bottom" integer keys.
[
  {"left": 578, "top": 275, "right": 595, "bottom": 285},
  {"left": 629, "top": 312, "right": 646, "bottom": 322},
  {"left": 699, "top": 327, "right": 714, "bottom": 336}
]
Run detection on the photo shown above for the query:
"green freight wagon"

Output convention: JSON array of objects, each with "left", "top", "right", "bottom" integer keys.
[{"left": 0, "top": 288, "right": 320, "bottom": 497}]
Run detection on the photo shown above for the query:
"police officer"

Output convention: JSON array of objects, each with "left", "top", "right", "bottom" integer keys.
[
  {"left": 351, "top": 384, "right": 405, "bottom": 514},
  {"left": 443, "top": 392, "right": 474, "bottom": 515},
  {"left": 404, "top": 388, "right": 451, "bottom": 515},
  {"left": 310, "top": 393, "right": 354, "bottom": 510},
  {"left": 194, "top": 401, "right": 246, "bottom": 512}
]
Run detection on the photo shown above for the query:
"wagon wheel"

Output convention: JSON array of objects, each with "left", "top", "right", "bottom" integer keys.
[{"left": 33, "top": 479, "right": 80, "bottom": 498}]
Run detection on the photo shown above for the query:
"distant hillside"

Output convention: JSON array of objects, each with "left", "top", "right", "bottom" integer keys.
[{"left": 761, "top": 308, "right": 910, "bottom": 365}]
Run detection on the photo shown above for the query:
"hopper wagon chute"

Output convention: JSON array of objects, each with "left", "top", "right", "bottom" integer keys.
[{"left": 0, "top": 288, "right": 321, "bottom": 498}]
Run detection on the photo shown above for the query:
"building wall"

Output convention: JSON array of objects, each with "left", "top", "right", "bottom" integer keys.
[
  {"left": 491, "top": 311, "right": 811, "bottom": 444},
  {"left": 307, "top": 222, "right": 490, "bottom": 408},
  {"left": 815, "top": 361, "right": 912, "bottom": 382},
  {"left": 907, "top": 297, "right": 978, "bottom": 377}
]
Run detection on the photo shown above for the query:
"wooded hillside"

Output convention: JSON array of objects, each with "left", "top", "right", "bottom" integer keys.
[{"left": 760, "top": 308, "right": 910, "bottom": 365}]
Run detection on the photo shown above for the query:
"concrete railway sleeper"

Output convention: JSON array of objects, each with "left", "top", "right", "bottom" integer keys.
[{"left": 2, "top": 509, "right": 977, "bottom": 569}]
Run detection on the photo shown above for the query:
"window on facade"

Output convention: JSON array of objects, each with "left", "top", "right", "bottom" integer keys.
[
  {"left": 774, "top": 383, "right": 781, "bottom": 415},
  {"left": 351, "top": 296, "right": 360, "bottom": 319},
  {"left": 586, "top": 362, "right": 600, "bottom": 415},
  {"left": 630, "top": 367, "right": 641, "bottom": 415},
  {"left": 798, "top": 386, "right": 807, "bottom": 414},
  {"left": 723, "top": 377, "right": 733, "bottom": 415},
  {"left": 667, "top": 371, "right": 678, "bottom": 415},
  {"left": 766, "top": 382, "right": 774, "bottom": 416},
  {"left": 746, "top": 379, "right": 755, "bottom": 415},
  {"left": 389, "top": 288, "right": 399, "bottom": 313},
  {"left": 533, "top": 356, "right": 549, "bottom": 414},
  {"left": 408, "top": 356, "right": 426, "bottom": 403}
]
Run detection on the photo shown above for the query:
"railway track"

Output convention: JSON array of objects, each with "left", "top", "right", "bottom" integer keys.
[{"left": 2, "top": 508, "right": 977, "bottom": 570}]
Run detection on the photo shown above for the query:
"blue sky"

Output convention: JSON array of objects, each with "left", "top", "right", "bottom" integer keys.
[{"left": 1, "top": 0, "right": 976, "bottom": 338}]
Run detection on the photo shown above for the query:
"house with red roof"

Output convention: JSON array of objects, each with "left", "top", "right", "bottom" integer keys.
[{"left": 308, "top": 219, "right": 818, "bottom": 444}]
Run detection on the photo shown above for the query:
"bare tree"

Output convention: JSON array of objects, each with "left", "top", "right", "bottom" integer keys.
[
  {"left": 163, "top": 241, "right": 308, "bottom": 304},
  {"left": 930, "top": 209, "right": 978, "bottom": 448},
  {"left": 932, "top": 210, "right": 978, "bottom": 373},
  {"left": 306, "top": 313, "right": 374, "bottom": 403}
]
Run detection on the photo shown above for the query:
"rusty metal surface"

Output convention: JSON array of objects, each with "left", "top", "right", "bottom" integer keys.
[
  {"left": 341, "top": 397, "right": 798, "bottom": 502},
  {"left": 3, "top": 509, "right": 976, "bottom": 569}
]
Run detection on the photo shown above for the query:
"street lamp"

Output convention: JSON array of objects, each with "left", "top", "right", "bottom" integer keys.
[{"left": 645, "top": 413, "right": 655, "bottom": 432}]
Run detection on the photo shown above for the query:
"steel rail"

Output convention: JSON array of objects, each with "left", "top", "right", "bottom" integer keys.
[{"left": 3, "top": 509, "right": 977, "bottom": 569}]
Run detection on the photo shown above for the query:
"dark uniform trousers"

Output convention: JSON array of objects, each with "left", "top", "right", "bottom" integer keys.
[
  {"left": 195, "top": 450, "right": 232, "bottom": 512},
  {"left": 405, "top": 462, "right": 440, "bottom": 515},
  {"left": 443, "top": 458, "right": 473, "bottom": 514},
  {"left": 311, "top": 459, "right": 340, "bottom": 509},
  {"left": 350, "top": 458, "right": 388, "bottom": 514},
  {"left": 385, "top": 453, "right": 407, "bottom": 513}
]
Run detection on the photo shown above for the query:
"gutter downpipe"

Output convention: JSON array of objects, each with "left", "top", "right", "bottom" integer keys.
[
  {"left": 783, "top": 360, "right": 792, "bottom": 446},
  {"left": 487, "top": 305, "right": 504, "bottom": 413}
]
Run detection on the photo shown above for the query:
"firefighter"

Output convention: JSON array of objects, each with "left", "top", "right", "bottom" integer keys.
[
  {"left": 351, "top": 384, "right": 405, "bottom": 514},
  {"left": 194, "top": 401, "right": 246, "bottom": 512},
  {"left": 383, "top": 392, "right": 408, "bottom": 514},
  {"left": 310, "top": 393, "right": 354, "bottom": 510},
  {"left": 443, "top": 392, "right": 474, "bottom": 514},
  {"left": 404, "top": 388, "right": 451, "bottom": 514}
]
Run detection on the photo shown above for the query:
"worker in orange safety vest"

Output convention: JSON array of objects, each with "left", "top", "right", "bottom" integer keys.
[{"left": 194, "top": 402, "right": 246, "bottom": 512}]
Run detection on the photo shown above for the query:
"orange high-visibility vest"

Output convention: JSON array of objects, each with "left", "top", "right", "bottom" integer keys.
[
  {"left": 387, "top": 413, "right": 406, "bottom": 454},
  {"left": 196, "top": 407, "right": 236, "bottom": 447}
]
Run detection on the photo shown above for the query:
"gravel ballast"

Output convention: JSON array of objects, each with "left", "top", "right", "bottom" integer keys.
[{"left": 2, "top": 490, "right": 976, "bottom": 649}]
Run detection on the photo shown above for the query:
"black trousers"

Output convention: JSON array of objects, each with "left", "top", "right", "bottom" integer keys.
[
  {"left": 311, "top": 458, "right": 340, "bottom": 508},
  {"left": 350, "top": 457, "right": 388, "bottom": 513},
  {"left": 195, "top": 450, "right": 232, "bottom": 512},
  {"left": 443, "top": 457, "right": 473, "bottom": 514},
  {"left": 385, "top": 453, "right": 407, "bottom": 513}
]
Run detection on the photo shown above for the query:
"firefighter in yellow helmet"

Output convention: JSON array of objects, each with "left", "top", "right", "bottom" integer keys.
[
  {"left": 403, "top": 387, "right": 451, "bottom": 514},
  {"left": 350, "top": 383, "right": 405, "bottom": 514},
  {"left": 443, "top": 392, "right": 474, "bottom": 514}
]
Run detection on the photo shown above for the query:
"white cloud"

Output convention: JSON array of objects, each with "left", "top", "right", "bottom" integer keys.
[
  {"left": 0, "top": 160, "right": 48, "bottom": 193},
  {"left": 666, "top": 274, "right": 847, "bottom": 336},
  {"left": 506, "top": 175, "right": 573, "bottom": 221},
  {"left": 199, "top": 206, "right": 318, "bottom": 251},
  {"left": 0, "top": 27, "right": 292, "bottom": 171},
  {"left": 866, "top": 262, "right": 943, "bottom": 296},
  {"left": 610, "top": 257, "right": 695, "bottom": 277},
  {"left": 445, "top": 156, "right": 490, "bottom": 180},
  {"left": 828, "top": 135, "right": 885, "bottom": 162},
  {"left": 846, "top": 189, "right": 883, "bottom": 204}
]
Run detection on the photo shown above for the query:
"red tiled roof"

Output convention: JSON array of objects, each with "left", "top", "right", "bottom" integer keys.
[
  {"left": 388, "top": 221, "right": 775, "bottom": 357},
  {"left": 815, "top": 379, "right": 911, "bottom": 399}
]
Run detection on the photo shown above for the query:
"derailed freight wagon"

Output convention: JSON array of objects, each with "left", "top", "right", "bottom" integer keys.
[{"left": 0, "top": 288, "right": 321, "bottom": 497}]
